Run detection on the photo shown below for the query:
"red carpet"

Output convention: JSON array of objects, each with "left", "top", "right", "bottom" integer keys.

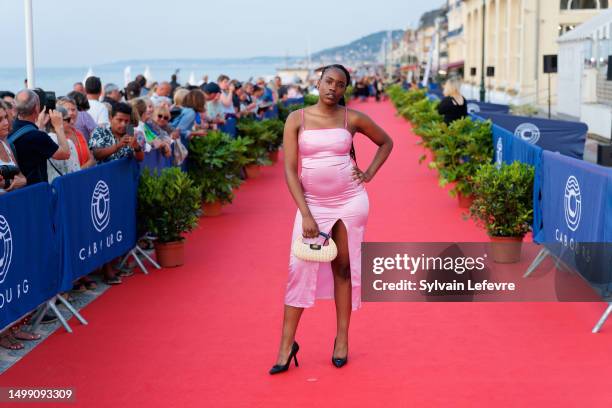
[{"left": 1, "top": 99, "right": 611, "bottom": 407}]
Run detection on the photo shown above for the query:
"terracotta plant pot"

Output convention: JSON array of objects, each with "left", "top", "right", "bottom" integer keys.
[
  {"left": 268, "top": 150, "right": 279, "bottom": 163},
  {"left": 202, "top": 200, "right": 222, "bottom": 217},
  {"left": 244, "top": 164, "right": 260, "bottom": 179},
  {"left": 154, "top": 240, "right": 185, "bottom": 268},
  {"left": 457, "top": 192, "right": 474, "bottom": 208},
  {"left": 489, "top": 236, "right": 524, "bottom": 264}
]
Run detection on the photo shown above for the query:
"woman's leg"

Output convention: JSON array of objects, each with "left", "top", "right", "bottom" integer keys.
[
  {"left": 274, "top": 305, "right": 304, "bottom": 365},
  {"left": 331, "top": 220, "right": 351, "bottom": 359}
]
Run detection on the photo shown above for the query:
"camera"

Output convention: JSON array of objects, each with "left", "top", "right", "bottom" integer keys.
[
  {"left": 0, "top": 165, "right": 20, "bottom": 189},
  {"left": 33, "top": 88, "right": 57, "bottom": 111}
]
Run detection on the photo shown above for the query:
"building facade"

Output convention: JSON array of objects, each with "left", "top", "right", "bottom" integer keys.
[
  {"left": 461, "top": 0, "right": 610, "bottom": 106},
  {"left": 417, "top": 7, "right": 448, "bottom": 82},
  {"left": 446, "top": 0, "right": 466, "bottom": 76}
]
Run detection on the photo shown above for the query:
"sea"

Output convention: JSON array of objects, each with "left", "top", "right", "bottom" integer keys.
[{"left": 0, "top": 57, "right": 297, "bottom": 95}]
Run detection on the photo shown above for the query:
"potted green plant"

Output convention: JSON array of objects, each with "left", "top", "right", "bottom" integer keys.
[
  {"left": 469, "top": 162, "right": 535, "bottom": 263},
  {"left": 303, "top": 94, "right": 319, "bottom": 106},
  {"left": 188, "top": 130, "right": 248, "bottom": 216},
  {"left": 138, "top": 168, "right": 201, "bottom": 267},
  {"left": 433, "top": 117, "right": 493, "bottom": 208},
  {"left": 260, "top": 119, "right": 285, "bottom": 163},
  {"left": 237, "top": 119, "right": 274, "bottom": 178}
]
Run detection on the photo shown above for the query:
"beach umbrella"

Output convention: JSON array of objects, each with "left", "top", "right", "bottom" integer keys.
[
  {"left": 144, "top": 66, "right": 153, "bottom": 82},
  {"left": 83, "top": 67, "right": 94, "bottom": 84},
  {"left": 123, "top": 66, "right": 132, "bottom": 87}
]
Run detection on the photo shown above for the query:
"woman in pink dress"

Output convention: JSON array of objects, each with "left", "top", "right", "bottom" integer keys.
[{"left": 270, "top": 65, "right": 393, "bottom": 374}]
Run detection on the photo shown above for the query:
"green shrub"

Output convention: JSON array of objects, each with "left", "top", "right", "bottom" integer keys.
[
  {"left": 433, "top": 117, "right": 493, "bottom": 198},
  {"left": 470, "top": 162, "right": 534, "bottom": 237},
  {"left": 236, "top": 119, "right": 274, "bottom": 166},
  {"left": 304, "top": 94, "right": 318, "bottom": 106},
  {"left": 187, "top": 130, "right": 248, "bottom": 204},
  {"left": 137, "top": 168, "right": 201, "bottom": 243},
  {"left": 260, "top": 119, "right": 284, "bottom": 151}
]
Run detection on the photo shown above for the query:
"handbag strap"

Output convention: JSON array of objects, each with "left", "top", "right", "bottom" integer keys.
[{"left": 318, "top": 231, "right": 331, "bottom": 244}]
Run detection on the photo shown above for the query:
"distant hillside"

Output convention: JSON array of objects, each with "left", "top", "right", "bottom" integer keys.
[{"left": 312, "top": 30, "right": 404, "bottom": 64}]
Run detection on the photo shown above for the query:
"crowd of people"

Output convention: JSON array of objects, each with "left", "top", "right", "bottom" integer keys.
[
  {"left": 352, "top": 75, "right": 386, "bottom": 102},
  {"left": 0, "top": 71, "right": 306, "bottom": 350},
  {"left": 0, "top": 67, "right": 390, "bottom": 351}
]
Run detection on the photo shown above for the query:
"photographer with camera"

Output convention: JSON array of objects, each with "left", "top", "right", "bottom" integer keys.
[{"left": 8, "top": 89, "right": 71, "bottom": 185}]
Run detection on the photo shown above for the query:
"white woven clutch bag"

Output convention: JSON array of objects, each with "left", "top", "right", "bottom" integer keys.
[{"left": 292, "top": 232, "right": 338, "bottom": 262}]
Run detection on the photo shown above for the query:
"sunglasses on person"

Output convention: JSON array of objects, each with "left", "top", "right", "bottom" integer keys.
[{"left": 157, "top": 114, "right": 170, "bottom": 121}]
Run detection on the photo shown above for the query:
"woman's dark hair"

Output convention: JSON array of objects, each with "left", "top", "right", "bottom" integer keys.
[
  {"left": 135, "top": 74, "right": 147, "bottom": 88},
  {"left": 319, "top": 64, "right": 356, "bottom": 163},
  {"left": 67, "top": 90, "right": 90, "bottom": 111},
  {"left": 319, "top": 64, "right": 351, "bottom": 106},
  {"left": 125, "top": 81, "right": 141, "bottom": 100},
  {"left": 183, "top": 89, "right": 205, "bottom": 113}
]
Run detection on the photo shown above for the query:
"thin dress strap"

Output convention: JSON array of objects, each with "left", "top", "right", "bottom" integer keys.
[
  {"left": 344, "top": 106, "right": 348, "bottom": 129},
  {"left": 300, "top": 108, "right": 305, "bottom": 132}
]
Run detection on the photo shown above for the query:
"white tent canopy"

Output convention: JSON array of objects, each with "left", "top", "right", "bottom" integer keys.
[
  {"left": 557, "top": 8, "right": 612, "bottom": 137},
  {"left": 558, "top": 8, "right": 612, "bottom": 43}
]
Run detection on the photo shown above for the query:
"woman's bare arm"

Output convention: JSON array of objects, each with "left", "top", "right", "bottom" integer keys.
[
  {"left": 351, "top": 109, "right": 393, "bottom": 182},
  {"left": 283, "top": 110, "right": 319, "bottom": 237}
]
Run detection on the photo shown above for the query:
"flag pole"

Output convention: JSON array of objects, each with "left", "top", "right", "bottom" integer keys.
[{"left": 24, "top": 0, "right": 35, "bottom": 89}]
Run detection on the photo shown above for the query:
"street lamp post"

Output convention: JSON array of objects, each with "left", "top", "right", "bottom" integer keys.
[{"left": 479, "top": 0, "right": 486, "bottom": 102}]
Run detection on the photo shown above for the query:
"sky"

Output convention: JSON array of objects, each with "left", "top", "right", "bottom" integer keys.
[{"left": 1, "top": 0, "right": 441, "bottom": 67}]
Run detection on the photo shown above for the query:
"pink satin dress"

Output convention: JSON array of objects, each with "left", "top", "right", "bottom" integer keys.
[{"left": 284, "top": 107, "right": 369, "bottom": 311}]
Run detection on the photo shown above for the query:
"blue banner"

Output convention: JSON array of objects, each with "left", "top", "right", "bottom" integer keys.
[
  {"left": 536, "top": 151, "right": 612, "bottom": 287},
  {"left": 219, "top": 116, "right": 237, "bottom": 138},
  {"left": 538, "top": 151, "right": 612, "bottom": 243},
  {"left": 262, "top": 105, "right": 279, "bottom": 120},
  {"left": 140, "top": 148, "right": 173, "bottom": 175},
  {"left": 473, "top": 114, "right": 545, "bottom": 241},
  {"left": 475, "top": 112, "right": 586, "bottom": 159},
  {"left": 53, "top": 159, "right": 139, "bottom": 291},
  {"left": 491, "top": 124, "right": 514, "bottom": 167},
  {"left": 509, "top": 132, "right": 543, "bottom": 168},
  {"left": 0, "top": 184, "right": 59, "bottom": 329},
  {"left": 472, "top": 115, "right": 543, "bottom": 167},
  {"left": 466, "top": 101, "right": 510, "bottom": 114},
  {"left": 428, "top": 87, "right": 443, "bottom": 100},
  {"left": 283, "top": 97, "right": 304, "bottom": 106}
]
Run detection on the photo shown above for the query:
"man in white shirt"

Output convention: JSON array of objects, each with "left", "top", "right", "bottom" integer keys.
[{"left": 85, "top": 76, "right": 110, "bottom": 127}]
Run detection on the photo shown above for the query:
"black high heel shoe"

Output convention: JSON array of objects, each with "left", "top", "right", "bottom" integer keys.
[
  {"left": 332, "top": 337, "right": 348, "bottom": 368},
  {"left": 269, "top": 341, "right": 299, "bottom": 375}
]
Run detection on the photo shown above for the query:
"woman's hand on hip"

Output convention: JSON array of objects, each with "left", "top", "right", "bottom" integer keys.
[
  {"left": 352, "top": 166, "right": 372, "bottom": 184},
  {"left": 302, "top": 214, "right": 319, "bottom": 238}
]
